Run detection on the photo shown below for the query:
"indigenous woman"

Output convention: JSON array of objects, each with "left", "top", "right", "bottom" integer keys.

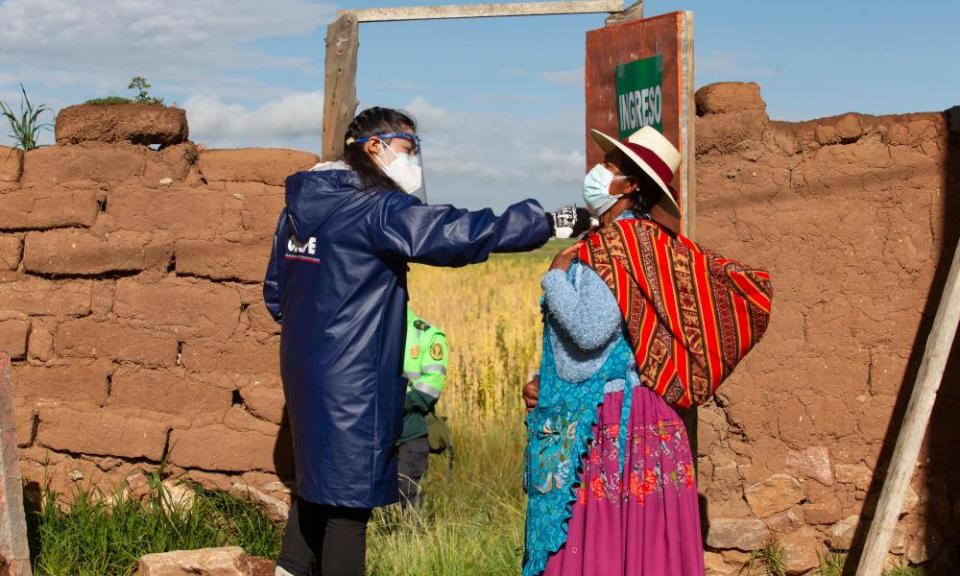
[
  {"left": 264, "top": 107, "right": 591, "bottom": 576},
  {"left": 523, "top": 126, "right": 773, "bottom": 576}
]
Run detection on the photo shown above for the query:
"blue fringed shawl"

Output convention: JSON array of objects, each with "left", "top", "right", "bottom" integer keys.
[{"left": 522, "top": 262, "right": 638, "bottom": 576}]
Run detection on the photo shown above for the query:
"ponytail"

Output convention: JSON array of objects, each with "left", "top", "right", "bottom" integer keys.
[{"left": 342, "top": 107, "right": 418, "bottom": 191}]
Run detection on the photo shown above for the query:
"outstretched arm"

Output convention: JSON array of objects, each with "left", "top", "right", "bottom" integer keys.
[{"left": 371, "top": 194, "right": 552, "bottom": 267}]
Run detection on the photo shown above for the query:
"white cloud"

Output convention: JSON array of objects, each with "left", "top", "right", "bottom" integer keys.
[
  {"left": 183, "top": 91, "right": 324, "bottom": 149},
  {"left": 406, "top": 96, "right": 453, "bottom": 131},
  {"left": 0, "top": 0, "right": 334, "bottom": 97},
  {"left": 698, "top": 50, "right": 782, "bottom": 81},
  {"left": 399, "top": 97, "right": 586, "bottom": 209},
  {"left": 533, "top": 148, "right": 586, "bottom": 182},
  {"left": 0, "top": 0, "right": 331, "bottom": 52},
  {"left": 540, "top": 68, "right": 584, "bottom": 86}
]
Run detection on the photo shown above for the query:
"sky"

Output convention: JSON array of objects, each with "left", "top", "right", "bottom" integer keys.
[{"left": 1, "top": 0, "right": 958, "bottom": 210}]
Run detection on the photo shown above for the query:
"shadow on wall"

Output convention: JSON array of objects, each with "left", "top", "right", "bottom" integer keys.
[
  {"left": 273, "top": 408, "right": 297, "bottom": 487},
  {"left": 843, "top": 107, "right": 960, "bottom": 576},
  {"left": 925, "top": 108, "right": 960, "bottom": 575}
]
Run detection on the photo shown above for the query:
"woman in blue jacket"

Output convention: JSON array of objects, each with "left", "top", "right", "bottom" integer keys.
[{"left": 264, "top": 107, "right": 590, "bottom": 576}]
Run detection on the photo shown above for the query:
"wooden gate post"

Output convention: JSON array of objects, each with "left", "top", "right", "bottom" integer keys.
[
  {"left": 322, "top": 13, "right": 360, "bottom": 162},
  {"left": 0, "top": 351, "right": 32, "bottom": 576}
]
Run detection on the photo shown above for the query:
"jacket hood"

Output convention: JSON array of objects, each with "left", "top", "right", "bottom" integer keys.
[{"left": 284, "top": 163, "right": 365, "bottom": 239}]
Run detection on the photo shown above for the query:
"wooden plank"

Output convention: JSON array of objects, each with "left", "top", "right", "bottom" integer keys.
[
  {"left": 854, "top": 240, "right": 960, "bottom": 576},
  {"left": 677, "top": 11, "right": 697, "bottom": 469},
  {"left": 0, "top": 351, "right": 33, "bottom": 576},
  {"left": 679, "top": 11, "right": 695, "bottom": 238},
  {"left": 321, "top": 13, "right": 359, "bottom": 162},
  {"left": 605, "top": 0, "right": 642, "bottom": 25},
  {"left": 340, "top": 0, "right": 624, "bottom": 22}
]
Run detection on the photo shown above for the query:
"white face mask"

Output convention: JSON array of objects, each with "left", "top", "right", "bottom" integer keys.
[
  {"left": 583, "top": 164, "right": 633, "bottom": 216},
  {"left": 376, "top": 143, "right": 423, "bottom": 196}
]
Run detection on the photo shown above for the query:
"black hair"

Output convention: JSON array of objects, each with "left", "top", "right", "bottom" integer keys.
[
  {"left": 342, "top": 107, "right": 418, "bottom": 191},
  {"left": 630, "top": 172, "right": 661, "bottom": 214},
  {"left": 609, "top": 148, "right": 659, "bottom": 213}
]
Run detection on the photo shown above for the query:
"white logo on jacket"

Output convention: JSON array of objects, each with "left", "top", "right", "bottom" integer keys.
[{"left": 285, "top": 236, "right": 320, "bottom": 263}]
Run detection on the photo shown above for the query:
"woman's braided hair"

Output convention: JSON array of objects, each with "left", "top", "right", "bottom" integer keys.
[{"left": 343, "top": 107, "right": 418, "bottom": 191}]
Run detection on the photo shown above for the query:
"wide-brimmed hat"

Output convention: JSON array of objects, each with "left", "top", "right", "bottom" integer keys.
[{"left": 590, "top": 126, "right": 681, "bottom": 217}]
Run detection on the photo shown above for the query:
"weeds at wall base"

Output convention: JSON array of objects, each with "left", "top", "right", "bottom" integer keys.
[
  {"left": 815, "top": 550, "right": 847, "bottom": 576},
  {"left": 740, "top": 539, "right": 787, "bottom": 576},
  {"left": 29, "top": 468, "right": 281, "bottom": 576}
]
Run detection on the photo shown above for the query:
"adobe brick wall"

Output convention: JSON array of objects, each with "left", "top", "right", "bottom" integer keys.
[
  {"left": 693, "top": 83, "right": 959, "bottom": 574},
  {"left": 0, "top": 85, "right": 956, "bottom": 573},
  {"left": 0, "top": 137, "right": 316, "bottom": 506}
]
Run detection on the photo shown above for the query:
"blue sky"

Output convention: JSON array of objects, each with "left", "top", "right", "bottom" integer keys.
[{"left": 1, "top": 0, "right": 957, "bottom": 209}]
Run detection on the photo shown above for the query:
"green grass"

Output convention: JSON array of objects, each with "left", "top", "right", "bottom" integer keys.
[
  {"left": 1, "top": 83, "right": 51, "bottom": 151},
  {"left": 83, "top": 96, "right": 133, "bottom": 106},
  {"left": 83, "top": 76, "right": 165, "bottom": 107},
  {"left": 882, "top": 558, "right": 925, "bottom": 576},
  {"left": 367, "top": 417, "right": 528, "bottom": 576},
  {"left": 740, "top": 538, "right": 787, "bottom": 576},
  {"left": 815, "top": 550, "right": 846, "bottom": 576},
  {"left": 31, "top": 471, "right": 281, "bottom": 576}
]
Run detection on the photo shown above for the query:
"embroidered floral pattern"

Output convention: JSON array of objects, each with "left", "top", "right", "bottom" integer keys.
[
  {"left": 523, "top": 333, "right": 634, "bottom": 576},
  {"left": 574, "top": 418, "right": 695, "bottom": 506}
]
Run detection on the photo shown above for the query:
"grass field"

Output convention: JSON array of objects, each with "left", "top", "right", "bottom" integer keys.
[
  {"left": 405, "top": 241, "right": 566, "bottom": 421},
  {"left": 367, "top": 418, "right": 528, "bottom": 575},
  {"left": 364, "top": 245, "right": 559, "bottom": 574}
]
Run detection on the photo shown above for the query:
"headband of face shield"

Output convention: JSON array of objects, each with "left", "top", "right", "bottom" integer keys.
[{"left": 351, "top": 132, "right": 427, "bottom": 202}]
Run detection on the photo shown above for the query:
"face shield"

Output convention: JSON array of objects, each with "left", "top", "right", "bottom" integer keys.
[{"left": 356, "top": 131, "right": 427, "bottom": 203}]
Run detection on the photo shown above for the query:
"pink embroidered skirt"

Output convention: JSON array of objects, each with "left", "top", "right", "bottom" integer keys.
[{"left": 542, "top": 385, "right": 705, "bottom": 576}]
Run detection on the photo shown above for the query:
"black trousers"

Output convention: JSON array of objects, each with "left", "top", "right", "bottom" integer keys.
[
  {"left": 397, "top": 437, "right": 430, "bottom": 509},
  {"left": 276, "top": 499, "right": 372, "bottom": 576},
  {"left": 277, "top": 439, "right": 429, "bottom": 575}
]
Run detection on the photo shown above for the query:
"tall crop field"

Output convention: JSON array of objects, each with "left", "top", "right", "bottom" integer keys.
[{"left": 367, "top": 243, "right": 565, "bottom": 575}]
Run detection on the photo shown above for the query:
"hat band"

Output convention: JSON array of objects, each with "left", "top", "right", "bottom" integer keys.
[{"left": 621, "top": 140, "right": 674, "bottom": 185}]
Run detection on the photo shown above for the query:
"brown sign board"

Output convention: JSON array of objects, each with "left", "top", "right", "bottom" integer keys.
[{"left": 585, "top": 11, "right": 696, "bottom": 235}]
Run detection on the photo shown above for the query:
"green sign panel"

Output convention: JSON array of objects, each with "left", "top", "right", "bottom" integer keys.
[{"left": 615, "top": 54, "right": 664, "bottom": 139}]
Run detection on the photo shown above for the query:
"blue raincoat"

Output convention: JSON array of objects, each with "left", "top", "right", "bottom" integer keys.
[{"left": 263, "top": 164, "right": 550, "bottom": 507}]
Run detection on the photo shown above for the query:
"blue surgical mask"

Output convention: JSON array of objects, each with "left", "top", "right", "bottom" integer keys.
[{"left": 583, "top": 164, "right": 621, "bottom": 216}]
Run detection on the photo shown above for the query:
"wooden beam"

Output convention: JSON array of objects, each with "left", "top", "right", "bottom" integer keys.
[
  {"left": 605, "top": 0, "right": 642, "bottom": 25},
  {"left": 676, "top": 6, "right": 700, "bottom": 473},
  {"left": 0, "top": 352, "right": 33, "bottom": 576},
  {"left": 854, "top": 239, "right": 960, "bottom": 575},
  {"left": 339, "top": 0, "right": 624, "bottom": 23},
  {"left": 679, "top": 10, "right": 695, "bottom": 239},
  {"left": 676, "top": 12, "right": 698, "bottom": 466},
  {"left": 322, "top": 13, "right": 359, "bottom": 162}
]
